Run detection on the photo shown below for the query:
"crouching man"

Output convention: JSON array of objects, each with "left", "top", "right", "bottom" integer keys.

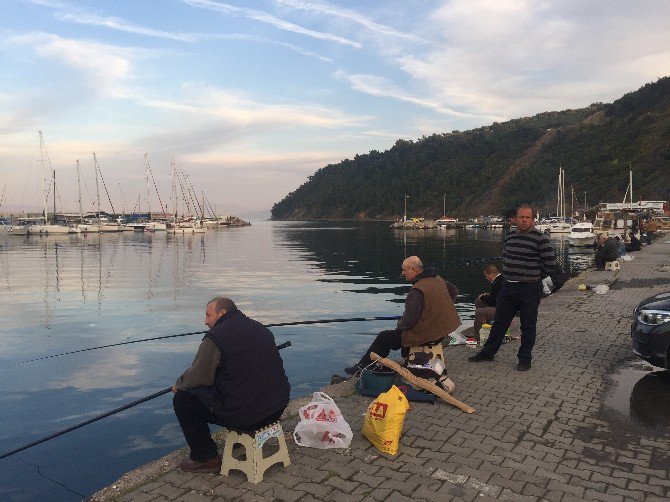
[{"left": 172, "top": 297, "right": 290, "bottom": 472}]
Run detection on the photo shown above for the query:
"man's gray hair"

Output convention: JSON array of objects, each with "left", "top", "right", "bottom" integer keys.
[
  {"left": 404, "top": 256, "right": 423, "bottom": 270},
  {"left": 208, "top": 297, "right": 237, "bottom": 313}
]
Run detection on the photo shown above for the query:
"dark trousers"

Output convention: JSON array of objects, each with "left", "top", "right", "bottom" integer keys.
[
  {"left": 479, "top": 280, "right": 542, "bottom": 365},
  {"left": 357, "top": 329, "right": 403, "bottom": 368},
  {"left": 173, "top": 390, "right": 285, "bottom": 462}
]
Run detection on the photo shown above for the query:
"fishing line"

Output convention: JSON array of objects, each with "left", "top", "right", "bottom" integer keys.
[
  {"left": 0, "top": 341, "right": 291, "bottom": 460},
  {"left": 15, "top": 316, "right": 402, "bottom": 365}
]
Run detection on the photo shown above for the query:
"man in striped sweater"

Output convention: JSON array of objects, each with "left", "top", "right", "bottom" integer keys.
[{"left": 468, "top": 204, "right": 556, "bottom": 371}]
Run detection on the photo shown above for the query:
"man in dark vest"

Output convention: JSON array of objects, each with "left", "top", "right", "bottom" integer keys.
[
  {"left": 344, "top": 256, "right": 461, "bottom": 375},
  {"left": 172, "top": 297, "right": 290, "bottom": 472}
]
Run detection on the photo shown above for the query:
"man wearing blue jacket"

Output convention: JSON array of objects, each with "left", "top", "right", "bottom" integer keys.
[{"left": 172, "top": 297, "right": 290, "bottom": 472}]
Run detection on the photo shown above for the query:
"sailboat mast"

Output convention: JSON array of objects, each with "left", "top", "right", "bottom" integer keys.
[
  {"left": 93, "top": 153, "right": 101, "bottom": 225},
  {"left": 39, "top": 131, "right": 48, "bottom": 224},
  {"left": 144, "top": 154, "right": 151, "bottom": 217},
  {"left": 170, "top": 149, "right": 177, "bottom": 221},
  {"left": 76, "top": 160, "right": 83, "bottom": 221},
  {"left": 630, "top": 168, "right": 633, "bottom": 204},
  {"left": 53, "top": 169, "right": 57, "bottom": 222}
]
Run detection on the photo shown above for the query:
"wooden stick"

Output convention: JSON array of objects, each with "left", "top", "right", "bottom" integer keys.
[{"left": 370, "top": 352, "right": 476, "bottom": 414}]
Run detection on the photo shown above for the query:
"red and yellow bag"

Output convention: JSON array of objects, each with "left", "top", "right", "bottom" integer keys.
[{"left": 361, "top": 385, "right": 410, "bottom": 455}]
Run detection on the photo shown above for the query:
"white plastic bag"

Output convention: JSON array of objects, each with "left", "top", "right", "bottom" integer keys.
[
  {"left": 594, "top": 284, "right": 609, "bottom": 295},
  {"left": 293, "top": 392, "right": 353, "bottom": 449}
]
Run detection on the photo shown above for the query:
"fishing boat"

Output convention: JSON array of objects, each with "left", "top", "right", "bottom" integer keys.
[
  {"left": 436, "top": 217, "right": 458, "bottom": 228},
  {"left": 568, "top": 221, "right": 596, "bottom": 247}
]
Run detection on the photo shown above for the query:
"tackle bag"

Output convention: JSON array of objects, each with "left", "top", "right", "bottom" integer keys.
[
  {"left": 361, "top": 385, "right": 410, "bottom": 455},
  {"left": 293, "top": 392, "right": 353, "bottom": 449}
]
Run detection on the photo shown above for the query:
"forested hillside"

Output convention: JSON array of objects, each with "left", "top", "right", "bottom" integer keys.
[{"left": 271, "top": 78, "right": 670, "bottom": 220}]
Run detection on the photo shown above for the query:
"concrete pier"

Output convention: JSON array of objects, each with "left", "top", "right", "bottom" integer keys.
[{"left": 90, "top": 239, "right": 670, "bottom": 502}]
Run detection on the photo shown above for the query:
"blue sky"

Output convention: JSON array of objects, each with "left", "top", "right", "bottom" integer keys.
[{"left": 1, "top": 0, "right": 669, "bottom": 217}]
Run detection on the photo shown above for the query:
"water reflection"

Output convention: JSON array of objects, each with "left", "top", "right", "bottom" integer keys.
[
  {"left": 0, "top": 222, "right": 598, "bottom": 501},
  {"left": 630, "top": 371, "right": 670, "bottom": 429}
]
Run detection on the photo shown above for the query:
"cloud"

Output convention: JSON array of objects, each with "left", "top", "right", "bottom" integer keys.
[
  {"left": 8, "top": 32, "right": 141, "bottom": 99},
  {"left": 182, "top": 0, "right": 361, "bottom": 48},
  {"left": 277, "top": 0, "right": 425, "bottom": 43},
  {"left": 401, "top": 0, "right": 670, "bottom": 118},
  {"left": 333, "top": 69, "right": 502, "bottom": 121}
]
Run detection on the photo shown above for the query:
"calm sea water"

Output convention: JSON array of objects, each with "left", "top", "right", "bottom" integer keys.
[{"left": 0, "top": 221, "right": 592, "bottom": 500}]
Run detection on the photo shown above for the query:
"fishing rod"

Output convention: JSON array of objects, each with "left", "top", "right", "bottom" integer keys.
[
  {"left": 16, "top": 315, "right": 402, "bottom": 365},
  {"left": 0, "top": 341, "right": 291, "bottom": 461},
  {"left": 13, "top": 254, "right": 503, "bottom": 366}
]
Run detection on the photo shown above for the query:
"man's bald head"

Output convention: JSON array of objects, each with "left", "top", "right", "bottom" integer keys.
[{"left": 401, "top": 256, "right": 424, "bottom": 282}]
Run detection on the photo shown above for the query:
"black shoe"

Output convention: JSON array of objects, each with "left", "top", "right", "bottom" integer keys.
[
  {"left": 517, "top": 362, "right": 531, "bottom": 371},
  {"left": 468, "top": 353, "right": 494, "bottom": 362},
  {"left": 179, "top": 455, "right": 222, "bottom": 473},
  {"left": 344, "top": 364, "right": 363, "bottom": 375}
]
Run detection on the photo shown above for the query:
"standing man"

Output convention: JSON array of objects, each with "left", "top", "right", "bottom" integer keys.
[
  {"left": 468, "top": 204, "right": 556, "bottom": 371},
  {"left": 473, "top": 264, "right": 502, "bottom": 340},
  {"left": 172, "top": 297, "right": 290, "bottom": 472},
  {"left": 344, "top": 256, "right": 460, "bottom": 375}
]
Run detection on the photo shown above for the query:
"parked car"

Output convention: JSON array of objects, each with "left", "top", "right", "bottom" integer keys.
[{"left": 631, "top": 292, "right": 670, "bottom": 369}]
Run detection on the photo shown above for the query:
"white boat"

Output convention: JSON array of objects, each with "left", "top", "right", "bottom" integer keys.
[
  {"left": 436, "top": 217, "right": 458, "bottom": 227},
  {"left": 568, "top": 222, "right": 596, "bottom": 247},
  {"left": 536, "top": 216, "right": 572, "bottom": 234}
]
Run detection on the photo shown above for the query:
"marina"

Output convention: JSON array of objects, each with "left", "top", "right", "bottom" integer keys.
[{"left": 0, "top": 221, "right": 596, "bottom": 500}]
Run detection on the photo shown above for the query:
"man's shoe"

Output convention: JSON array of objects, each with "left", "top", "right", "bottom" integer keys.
[
  {"left": 344, "top": 364, "right": 363, "bottom": 375},
  {"left": 517, "top": 362, "right": 531, "bottom": 371},
  {"left": 468, "top": 352, "right": 494, "bottom": 362},
  {"left": 179, "top": 455, "right": 222, "bottom": 473}
]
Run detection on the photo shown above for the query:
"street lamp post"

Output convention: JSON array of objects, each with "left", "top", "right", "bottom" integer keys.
[{"left": 403, "top": 194, "right": 409, "bottom": 222}]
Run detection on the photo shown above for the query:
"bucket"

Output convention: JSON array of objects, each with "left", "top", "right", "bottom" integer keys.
[{"left": 358, "top": 367, "right": 395, "bottom": 394}]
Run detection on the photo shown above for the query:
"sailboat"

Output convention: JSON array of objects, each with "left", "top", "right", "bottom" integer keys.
[
  {"left": 537, "top": 167, "right": 572, "bottom": 234},
  {"left": 166, "top": 150, "right": 205, "bottom": 234},
  {"left": 78, "top": 154, "right": 124, "bottom": 233},
  {"left": 15, "top": 132, "right": 77, "bottom": 235}
]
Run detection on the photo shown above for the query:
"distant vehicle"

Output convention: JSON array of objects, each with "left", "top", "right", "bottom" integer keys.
[{"left": 631, "top": 292, "right": 670, "bottom": 370}]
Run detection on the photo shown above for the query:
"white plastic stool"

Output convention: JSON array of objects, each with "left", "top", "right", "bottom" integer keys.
[
  {"left": 220, "top": 422, "right": 290, "bottom": 484},
  {"left": 605, "top": 260, "right": 621, "bottom": 271}
]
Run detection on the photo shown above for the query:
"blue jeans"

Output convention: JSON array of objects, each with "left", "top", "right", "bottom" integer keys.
[{"left": 479, "top": 280, "right": 542, "bottom": 365}]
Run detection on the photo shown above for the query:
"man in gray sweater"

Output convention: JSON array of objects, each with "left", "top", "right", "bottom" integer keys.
[{"left": 468, "top": 205, "right": 556, "bottom": 371}]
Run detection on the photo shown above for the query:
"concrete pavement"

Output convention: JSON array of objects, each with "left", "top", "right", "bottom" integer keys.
[{"left": 90, "top": 238, "right": 670, "bottom": 502}]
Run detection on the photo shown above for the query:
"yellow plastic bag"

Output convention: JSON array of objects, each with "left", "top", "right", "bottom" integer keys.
[{"left": 361, "top": 385, "right": 410, "bottom": 455}]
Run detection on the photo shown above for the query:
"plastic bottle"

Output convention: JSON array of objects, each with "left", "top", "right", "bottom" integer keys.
[{"left": 480, "top": 324, "right": 491, "bottom": 345}]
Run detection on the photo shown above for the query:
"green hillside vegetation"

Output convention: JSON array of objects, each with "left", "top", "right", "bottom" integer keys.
[{"left": 271, "top": 77, "right": 670, "bottom": 220}]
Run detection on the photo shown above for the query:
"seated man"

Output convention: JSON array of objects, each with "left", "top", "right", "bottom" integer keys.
[
  {"left": 594, "top": 232, "right": 619, "bottom": 269},
  {"left": 626, "top": 231, "right": 641, "bottom": 252},
  {"left": 172, "top": 297, "right": 290, "bottom": 472},
  {"left": 615, "top": 236, "right": 626, "bottom": 257},
  {"left": 473, "top": 264, "right": 502, "bottom": 340},
  {"left": 344, "top": 256, "right": 460, "bottom": 375}
]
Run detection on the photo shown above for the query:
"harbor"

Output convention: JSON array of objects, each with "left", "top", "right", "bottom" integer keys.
[
  {"left": 90, "top": 234, "right": 670, "bottom": 502},
  {"left": 0, "top": 221, "right": 667, "bottom": 500}
]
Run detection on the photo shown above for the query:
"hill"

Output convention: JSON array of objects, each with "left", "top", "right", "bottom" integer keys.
[{"left": 271, "top": 78, "right": 670, "bottom": 220}]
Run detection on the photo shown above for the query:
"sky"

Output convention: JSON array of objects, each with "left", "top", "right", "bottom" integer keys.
[{"left": 1, "top": 0, "right": 669, "bottom": 218}]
